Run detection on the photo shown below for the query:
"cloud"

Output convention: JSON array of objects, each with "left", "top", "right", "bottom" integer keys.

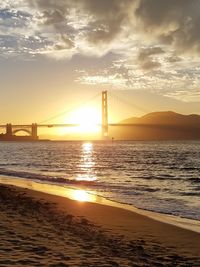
[
  {"left": 0, "top": 8, "right": 33, "bottom": 35},
  {"left": 135, "top": 0, "right": 200, "bottom": 55},
  {"left": 25, "top": 0, "right": 135, "bottom": 58},
  {"left": 77, "top": 73, "right": 128, "bottom": 89},
  {"left": 3, "top": 0, "right": 200, "bottom": 59},
  {"left": 80, "top": 0, "right": 133, "bottom": 45},
  {"left": 29, "top": 0, "right": 132, "bottom": 42},
  {"left": 166, "top": 55, "right": 182, "bottom": 63},
  {"left": 2, "top": 0, "right": 200, "bottom": 58},
  {"left": 25, "top": 0, "right": 200, "bottom": 60},
  {"left": 0, "top": 0, "right": 200, "bottom": 101},
  {"left": 137, "top": 47, "right": 165, "bottom": 70}
]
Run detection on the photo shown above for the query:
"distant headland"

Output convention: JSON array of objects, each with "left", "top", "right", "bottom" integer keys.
[{"left": 109, "top": 111, "right": 200, "bottom": 140}]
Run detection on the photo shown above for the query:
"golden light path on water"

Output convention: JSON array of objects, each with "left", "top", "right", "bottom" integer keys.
[
  {"left": 76, "top": 142, "right": 97, "bottom": 182},
  {"left": 69, "top": 189, "right": 96, "bottom": 202},
  {"left": 71, "top": 143, "right": 97, "bottom": 201},
  {"left": 0, "top": 142, "right": 97, "bottom": 203}
]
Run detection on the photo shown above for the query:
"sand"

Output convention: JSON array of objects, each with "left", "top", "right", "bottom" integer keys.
[{"left": 0, "top": 184, "right": 199, "bottom": 267}]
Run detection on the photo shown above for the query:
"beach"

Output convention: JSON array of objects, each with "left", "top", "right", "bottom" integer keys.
[{"left": 0, "top": 184, "right": 199, "bottom": 267}]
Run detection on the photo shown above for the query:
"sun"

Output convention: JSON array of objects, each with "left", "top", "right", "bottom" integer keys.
[
  {"left": 71, "top": 106, "right": 101, "bottom": 133},
  {"left": 58, "top": 106, "right": 101, "bottom": 135}
]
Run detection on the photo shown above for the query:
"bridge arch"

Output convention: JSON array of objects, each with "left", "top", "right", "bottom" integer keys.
[{"left": 12, "top": 129, "right": 32, "bottom": 136}]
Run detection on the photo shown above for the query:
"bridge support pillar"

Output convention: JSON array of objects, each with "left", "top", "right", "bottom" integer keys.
[
  {"left": 102, "top": 91, "right": 108, "bottom": 139},
  {"left": 31, "top": 123, "right": 38, "bottom": 140},
  {"left": 6, "top": 123, "right": 12, "bottom": 137}
]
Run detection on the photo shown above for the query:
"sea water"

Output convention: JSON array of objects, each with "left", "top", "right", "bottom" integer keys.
[{"left": 0, "top": 140, "right": 199, "bottom": 221}]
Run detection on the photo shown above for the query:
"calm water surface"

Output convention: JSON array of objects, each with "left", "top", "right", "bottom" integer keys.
[{"left": 0, "top": 141, "right": 199, "bottom": 220}]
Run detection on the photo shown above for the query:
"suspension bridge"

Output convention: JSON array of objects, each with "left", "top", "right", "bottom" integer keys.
[{"left": 0, "top": 91, "right": 146, "bottom": 141}]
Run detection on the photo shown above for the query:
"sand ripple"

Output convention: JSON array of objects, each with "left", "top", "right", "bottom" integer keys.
[{"left": 0, "top": 185, "right": 199, "bottom": 267}]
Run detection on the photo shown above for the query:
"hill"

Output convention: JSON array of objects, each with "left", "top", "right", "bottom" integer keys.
[{"left": 110, "top": 111, "right": 200, "bottom": 140}]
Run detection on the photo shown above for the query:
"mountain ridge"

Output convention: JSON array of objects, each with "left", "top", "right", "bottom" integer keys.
[
  {"left": 109, "top": 111, "right": 200, "bottom": 140},
  {"left": 121, "top": 111, "right": 200, "bottom": 126}
]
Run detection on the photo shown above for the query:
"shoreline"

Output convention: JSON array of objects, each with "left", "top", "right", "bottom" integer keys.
[
  {"left": 0, "top": 175, "right": 200, "bottom": 234},
  {"left": 0, "top": 182, "right": 199, "bottom": 266}
]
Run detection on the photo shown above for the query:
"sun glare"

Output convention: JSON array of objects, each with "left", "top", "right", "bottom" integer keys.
[
  {"left": 72, "top": 106, "right": 100, "bottom": 133},
  {"left": 70, "top": 189, "right": 94, "bottom": 202},
  {"left": 59, "top": 106, "right": 101, "bottom": 135}
]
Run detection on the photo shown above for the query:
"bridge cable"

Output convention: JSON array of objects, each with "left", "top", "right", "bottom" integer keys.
[
  {"left": 39, "top": 92, "right": 101, "bottom": 124},
  {"left": 108, "top": 91, "right": 149, "bottom": 114}
]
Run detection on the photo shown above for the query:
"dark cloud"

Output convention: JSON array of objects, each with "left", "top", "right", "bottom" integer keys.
[
  {"left": 41, "top": 10, "right": 66, "bottom": 25},
  {"left": 28, "top": 0, "right": 200, "bottom": 56},
  {"left": 166, "top": 55, "right": 182, "bottom": 63},
  {"left": 28, "top": 0, "right": 75, "bottom": 49},
  {"left": 138, "top": 47, "right": 164, "bottom": 60},
  {"left": 60, "top": 34, "right": 74, "bottom": 49},
  {"left": 3, "top": 0, "right": 200, "bottom": 63},
  {"left": 81, "top": 0, "right": 132, "bottom": 44},
  {"left": 28, "top": 0, "right": 133, "bottom": 45},
  {"left": 137, "top": 47, "right": 164, "bottom": 70},
  {"left": 53, "top": 34, "right": 74, "bottom": 51},
  {"left": 136, "top": 0, "right": 200, "bottom": 55}
]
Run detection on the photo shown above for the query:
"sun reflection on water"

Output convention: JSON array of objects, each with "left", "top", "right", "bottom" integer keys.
[
  {"left": 82, "top": 142, "right": 93, "bottom": 151},
  {"left": 76, "top": 142, "right": 97, "bottom": 182},
  {"left": 69, "top": 189, "right": 96, "bottom": 202},
  {"left": 76, "top": 175, "right": 97, "bottom": 181}
]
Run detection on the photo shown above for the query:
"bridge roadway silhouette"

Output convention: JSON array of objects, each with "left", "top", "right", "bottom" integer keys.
[
  {"left": 0, "top": 123, "right": 143, "bottom": 139},
  {"left": 0, "top": 123, "right": 143, "bottom": 127}
]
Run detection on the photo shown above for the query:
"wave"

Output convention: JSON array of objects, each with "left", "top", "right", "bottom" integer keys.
[
  {"left": 0, "top": 168, "right": 96, "bottom": 187},
  {"left": 0, "top": 167, "right": 199, "bottom": 221}
]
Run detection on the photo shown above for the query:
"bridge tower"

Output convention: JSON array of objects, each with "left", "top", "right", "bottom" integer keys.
[
  {"left": 102, "top": 91, "right": 108, "bottom": 139},
  {"left": 31, "top": 123, "right": 38, "bottom": 140},
  {"left": 6, "top": 123, "right": 12, "bottom": 137}
]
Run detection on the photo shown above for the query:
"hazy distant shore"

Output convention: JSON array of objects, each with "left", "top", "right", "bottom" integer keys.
[{"left": 0, "top": 184, "right": 199, "bottom": 266}]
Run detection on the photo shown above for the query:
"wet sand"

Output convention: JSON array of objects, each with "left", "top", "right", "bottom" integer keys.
[{"left": 0, "top": 184, "right": 199, "bottom": 267}]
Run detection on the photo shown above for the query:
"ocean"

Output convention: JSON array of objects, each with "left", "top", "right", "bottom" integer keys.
[{"left": 0, "top": 140, "right": 199, "bottom": 221}]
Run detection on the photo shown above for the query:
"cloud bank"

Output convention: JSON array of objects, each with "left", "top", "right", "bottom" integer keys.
[
  {"left": 136, "top": 0, "right": 200, "bottom": 55},
  {"left": 0, "top": 0, "right": 200, "bottom": 100},
  {"left": 1, "top": 0, "right": 200, "bottom": 57}
]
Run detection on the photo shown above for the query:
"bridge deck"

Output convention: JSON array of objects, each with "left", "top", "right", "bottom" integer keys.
[
  {"left": 1, "top": 123, "right": 196, "bottom": 128},
  {"left": 0, "top": 123, "right": 147, "bottom": 128}
]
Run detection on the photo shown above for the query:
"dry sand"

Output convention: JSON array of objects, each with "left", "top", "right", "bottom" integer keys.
[{"left": 0, "top": 184, "right": 199, "bottom": 267}]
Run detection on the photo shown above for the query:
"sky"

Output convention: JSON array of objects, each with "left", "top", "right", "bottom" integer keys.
[{"left": 0, "top": 0, "right": 200, "bottom": 137}]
